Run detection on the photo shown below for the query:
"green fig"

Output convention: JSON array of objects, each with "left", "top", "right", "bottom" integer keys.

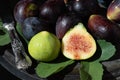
[{"left": 28, "top": 31, "right": 60, "bottom": 62}]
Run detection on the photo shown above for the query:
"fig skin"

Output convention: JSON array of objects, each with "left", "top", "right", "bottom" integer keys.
[
  {"left": 107, "top": 0, "right": 120, "bottom": 23},
  {"left": 55, "top": 13, "right": 81, "bottom": 39},
  {"left": 66, "top": 0, "right": 105, "bottom": 19},
  {"left": 39, "top": 0, "right": 66, "bottom": 25},
  {"left": 62, "top": 23, "right": 96, "bottom": 60},
  {"left": 88, "top": 14, "right": 120, "bottom": 42},
  {"left": 21, "top": 17, "right": 51, "bottom": 40},
  {"left": 28, "top": 31, "right": 61, "bottom": 62},
  {"left": 14, "top": 0, "right": 39, "bottom": 24}
]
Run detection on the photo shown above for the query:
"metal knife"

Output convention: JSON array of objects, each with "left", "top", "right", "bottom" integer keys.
[{"left": 1, "top": 1, "right": 32, "bottom": 70}]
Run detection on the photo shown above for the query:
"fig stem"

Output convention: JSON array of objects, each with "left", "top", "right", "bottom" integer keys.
[{"left": 3, "top": 22, "right": 32, "bottom": 70}]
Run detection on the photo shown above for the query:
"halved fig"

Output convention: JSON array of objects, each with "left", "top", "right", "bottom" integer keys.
[{"left": 62, "top": 23, "right": 97, "bottom": 60}]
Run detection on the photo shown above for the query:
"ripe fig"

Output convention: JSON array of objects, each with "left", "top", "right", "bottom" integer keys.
[
  {"left": 107, "top": 0, "right": 120, "bottom": 23},
  {"left": 14, "top": 0, "right": 39, "bottom": 24},
  {"left": 88, "top": 14, "right": 120, "bottom": 42},
  {"left": 22, "top": 17, "right": 51, "bottom": 40},
  {"left": 66, "top": 0, "right": 105, "bottom": 18},
  {"left": 62, "top": 23, "right": 96, "bottom": 60},
  {"left": 55, "top": 13, "right": 81, "bottom": 39},
  {"left": 39, "top": 0, "right": 66, "bottom": 24}
]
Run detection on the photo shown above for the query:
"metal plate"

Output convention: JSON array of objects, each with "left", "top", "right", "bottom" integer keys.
[{"left": 0, "top": 44, "right": 120, "bottom": 80}]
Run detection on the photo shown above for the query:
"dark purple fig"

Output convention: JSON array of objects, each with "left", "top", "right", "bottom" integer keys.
[
  {"left": 88, "top": 14, "right": 120, "bottom": 42},
  {"left": 66, "top": 0, "right": 105, "bottom": 18},
  {"left": 55, "top": 13, "right": 81, "bottom": 39},
  {"left": 14, "top": 0, "right": 39, "bottom": 24},
  {"left": 39, "top": 0, "right": 67, "bottom": 24},
  {"left": 22, "top": 17, "right": 51, "bottom": 40},
  {"left": 107, "top": 0, "right": 120, "bottom": 23}
]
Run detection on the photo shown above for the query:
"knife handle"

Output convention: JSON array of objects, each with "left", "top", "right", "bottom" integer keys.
[{"left": 3, "top": 22, "right": 32, "bottom": 69}]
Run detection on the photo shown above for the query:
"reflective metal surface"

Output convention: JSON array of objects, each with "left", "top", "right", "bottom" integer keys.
[{"left": 0, "top": 44, "right": 120, "bottom": 80}]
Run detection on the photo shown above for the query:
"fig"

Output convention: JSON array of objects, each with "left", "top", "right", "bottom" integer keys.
[
  {"left": 14, "top": 0, "right": 39, "bottom": 24},
  {"left": 39, "top": 0, "right": 66, "bottom": 24},
  {"left": 88, "top": 14, "right": 120, "bottom": 42},
  {"left": 22, "top": 17, "right": 51, "bottom": 40},
  {"left": 62, "top": 23, "right": 96, "bottom": 60},
  {"left": 66, "top": 0, "right": 105, "bottom": 18},
  {"left": 55, "top": 13, "right": 81, "bottom": 39},
  {"left": 28, "top": 31, "right": 60, "bottom": 62},
  {"left": 107, "top": 0, "right": 120, "bottom": 23}
]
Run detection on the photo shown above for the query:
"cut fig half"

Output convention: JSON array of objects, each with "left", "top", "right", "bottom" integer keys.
[{"left": 62, "top": 23, "right": 97, "bottom": 60}]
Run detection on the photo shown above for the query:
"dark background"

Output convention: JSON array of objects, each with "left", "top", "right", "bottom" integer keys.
[{"left": 0, "top": 65, "right": 20, "bottom": 80}]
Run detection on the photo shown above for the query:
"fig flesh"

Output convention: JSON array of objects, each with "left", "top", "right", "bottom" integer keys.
[{"left": 62, "top": 23, "right": 96, "bottom": 60}]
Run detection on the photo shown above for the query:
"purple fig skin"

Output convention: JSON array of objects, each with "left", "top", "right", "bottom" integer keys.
[
  {"left": 55, "top": 13, "right": 81, "bottom": 39},
  {"left": 22, "top": 17, "right": 51, "bottom": 40},
  {"left": 88, "top": 14, "right": 120, "bottom": 42},
  {"left": 66, "top": 0, "right": 105, "bottom": 18},
  {"left": 39, "top": 0, "right": 66, "bottom": 24},
  {"left": 14, "top": 0, "right": 39, "bottom": 24},
  {"left": 107, "top": 0, "right": 120, "bottom": 23}
]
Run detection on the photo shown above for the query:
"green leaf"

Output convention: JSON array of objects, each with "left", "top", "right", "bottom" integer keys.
[
  {"left": 80, "top": 66, "right": 91, "bottom": 80},
  {"left": 0, "top": 30, "right": 10, "bottom": 46},
  {"left": 80, "top": 61, "right": 103, "bottom": 80},
  {"left": 97, "top": 40, "right": 116, "bottom": 61},
  {"left": 0, "top": 23, "right": 10, "bottom": 46},
  {"left": 79, "top": 40, "right": 116, "bottom": 80},
  {"left": 35, "top": 60, "right": 75, "bottom": 78},
  {"left": 16, "top": 23, "right": 29, "bottom": 44}
]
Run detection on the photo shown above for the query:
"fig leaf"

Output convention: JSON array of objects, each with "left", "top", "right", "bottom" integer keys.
[
  {"left": 35, "top": 60, "right": 75, "bottom": 78},
  {"left": 97, "top": 40, "right": 116, "bottom": 61},
  {"left": 80, "top": 61, "right": 103, "bottom": 80},
  {"left": 79, "top": 40, "right": 116, "bottom": 80},
  {"left": 0, "top": 22, "right": 29, "bottom": 46},
  {"left": 0, "top": 21, "right": 10, "bottom": 46}
]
